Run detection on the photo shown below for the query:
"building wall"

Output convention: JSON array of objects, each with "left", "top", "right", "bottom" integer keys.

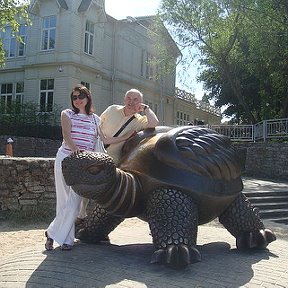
[{"left": 0, "top": 0, "right": 221, "bottom": 126}]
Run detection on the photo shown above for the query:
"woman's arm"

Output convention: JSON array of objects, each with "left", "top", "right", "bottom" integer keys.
[{"left": 61, "top": 112, "right": 79, "bottom": 153}]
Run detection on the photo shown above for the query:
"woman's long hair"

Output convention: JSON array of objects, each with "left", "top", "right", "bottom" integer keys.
[{"left": 70, "top": 85, "right": 95, "bottom": 115}]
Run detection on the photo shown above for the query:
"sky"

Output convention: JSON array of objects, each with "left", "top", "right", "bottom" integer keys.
[
  {"left": 105, "top": 0, "right": 161, "bottom": 19},
  {"left": 105, "top": 0, "right": 204, "bottom": 100}
]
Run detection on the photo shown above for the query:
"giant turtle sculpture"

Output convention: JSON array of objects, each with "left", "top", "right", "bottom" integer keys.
[{"left": 62, "top": 126, "right": 276, "bottom": 269}]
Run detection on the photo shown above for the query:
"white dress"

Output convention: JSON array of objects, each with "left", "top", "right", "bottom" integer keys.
[{"left": 46, "top": 109, "right": 101, "bottom": 246}]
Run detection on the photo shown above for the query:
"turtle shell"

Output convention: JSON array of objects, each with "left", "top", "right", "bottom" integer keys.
[{"left": 119, "top": 126, "right": 243, "bottom": 224}]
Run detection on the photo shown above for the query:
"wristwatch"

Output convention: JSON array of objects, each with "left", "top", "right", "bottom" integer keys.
[{"left": 143, "top": 105, "right": 149, "bottom": 111}]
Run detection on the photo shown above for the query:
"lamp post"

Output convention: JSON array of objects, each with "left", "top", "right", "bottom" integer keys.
[{"left": 160, "top": 77, "right": 164, "bottom": 125}]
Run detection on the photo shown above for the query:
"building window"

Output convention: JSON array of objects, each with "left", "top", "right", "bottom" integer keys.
[
  {"left": 84, "top": 21, "right": 94, "bottom": 55},
  {"left": 145, "top": 52, "right": 154, "bottom": 80},
  {"left": 141, "top": 50, "right": 157, "bottom": 81},
  {"left": 176, "top": 111, "right": 190, "bottom": 126},
  {"left": 18, "top": 25, "right": 27, "bottom": 56},
  {"left": 80, "top": 81, "right": 90, "bottom": 90},
  {"left": 1, "top": 25, "right": 27, "bottom": 58},
  {"left": 41, "top": 15, "right": 56, "bottom": 51},
  {"left": 141, "top": 49, "right": 145, "bottom": 77},
  {"left": 0, "top": 83, "right": 13, "bottom": 113},
  {"left": 40, "top": 79, "right": 54, "bottom": 112},
  {"left": 14, "top": 82, "right": 24, "bottom": 113}
]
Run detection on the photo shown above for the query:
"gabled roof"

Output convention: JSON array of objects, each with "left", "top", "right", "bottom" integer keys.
[
  {"left": 58, "top": 0, "right": 68, "bottom": 10},
  {"left": 30, "top": 0, "right": 105, "bottom": 14},
  {"left": 78, "top": 0, "right": 92, "bottom": 12},
  {"left": 78, "top": 0, "right": 107, "bottom": 21},
  {"left": 78, "top": 0, "right": 105, "bottom": 12},
  {"left": 30, "top": 0, "right": 68, "bottom": 12}
]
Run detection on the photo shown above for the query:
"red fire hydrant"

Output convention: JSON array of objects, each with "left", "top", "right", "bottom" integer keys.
[{"left": 5, "top": 137, "right": 14, "bottom": 157}]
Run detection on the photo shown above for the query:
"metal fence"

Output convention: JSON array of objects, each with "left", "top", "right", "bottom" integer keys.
[
  {"left": 0, "top": 102, "right": 62, "bottom": 140},
  {"left": 210, "top": 118, "right": 288, "bottom": 142}
]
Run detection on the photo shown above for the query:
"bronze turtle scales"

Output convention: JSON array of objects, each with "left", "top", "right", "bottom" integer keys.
[{"left": 62, "top": 126, "right": 276, "bottom": 269}]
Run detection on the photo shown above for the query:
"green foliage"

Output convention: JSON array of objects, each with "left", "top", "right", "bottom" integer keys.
[
  {"left": 160, "top": 0, "right": 288, "bottom": 124},
  {"left": 201, "top": 93, "right": 210, "bottom": 104},
  {"left": 145, "top": 16, "right": 181, "bottom": 80},
  {"left": 0, "top": 0, "right": 30, "bottom": 67}
]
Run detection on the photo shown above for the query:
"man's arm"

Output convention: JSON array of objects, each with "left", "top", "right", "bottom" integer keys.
[{"left": 141, "top": 104, "right": 159, "bottom": 128}]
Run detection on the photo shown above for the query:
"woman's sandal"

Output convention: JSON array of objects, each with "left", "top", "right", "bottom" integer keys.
[
  {"left": 45, "top": 231, "right": 54, "bottom": 251},
  {"left": 75, "top": 217, "right": 84, "bottom": 226},
  {"left": 60, "top": 244, "right": 72, "bottom": 251}
]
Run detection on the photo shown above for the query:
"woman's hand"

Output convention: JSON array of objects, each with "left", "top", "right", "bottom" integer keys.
[{"left": 72, "top": 148, "right": 82, "bottom": 154}]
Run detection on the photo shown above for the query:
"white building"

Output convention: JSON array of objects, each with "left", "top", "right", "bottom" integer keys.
[{"left": 0, "top": 0, "right": 221, "bottom": 126}]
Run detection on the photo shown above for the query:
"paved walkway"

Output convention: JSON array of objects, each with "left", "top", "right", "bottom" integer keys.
[{"left": 0, "top": 178, "right": 288, "bottom": 288}]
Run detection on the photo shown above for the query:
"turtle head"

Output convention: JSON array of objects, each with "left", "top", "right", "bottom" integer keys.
[{"left": 62, "top": 151, "right": 116, "bottom": 199}]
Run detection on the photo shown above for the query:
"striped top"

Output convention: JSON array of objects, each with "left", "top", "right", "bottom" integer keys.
[{"left": 59, "top": 109, "right": 100, "bottom": 155}]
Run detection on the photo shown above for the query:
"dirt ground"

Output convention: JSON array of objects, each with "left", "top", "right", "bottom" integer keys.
[
  {"left": 0, "top": 217, "right": 287, "bottom": 260},
  {"left": 0, "top": 221, "right": 47, "bottom": 258},
  {"left": 0, "top": 217, "right": 148, "bottom": 259}
]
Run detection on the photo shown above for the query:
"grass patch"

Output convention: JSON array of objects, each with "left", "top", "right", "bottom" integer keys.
[{"left": 0, "top": 204, "right": 55, "bottom": 226}]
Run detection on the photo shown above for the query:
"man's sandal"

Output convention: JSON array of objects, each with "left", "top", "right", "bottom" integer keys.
[
  {"left": 45, "top": 231, "right": 54, "bottom": 251},
  {"left": 60, "top": 244, "right": 72, "bottom": 251}
]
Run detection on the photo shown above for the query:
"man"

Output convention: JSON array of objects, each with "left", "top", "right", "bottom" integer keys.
[
  {"left": 76, "top": 88, "right": 159, "bottom": 223},
  {"left": 100, "top": 88, "right": 159, "bottom": 164}
]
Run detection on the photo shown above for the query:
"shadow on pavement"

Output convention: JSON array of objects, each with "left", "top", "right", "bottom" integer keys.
[{"left": 23, "top": 241, "right": 276, "bottom": 288}]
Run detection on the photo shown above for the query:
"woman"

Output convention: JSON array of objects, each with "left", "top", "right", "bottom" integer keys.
[{"left": 45, "top": 85, "right": 134, "bottom": 251}]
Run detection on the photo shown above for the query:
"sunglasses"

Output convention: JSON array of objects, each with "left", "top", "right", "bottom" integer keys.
[{"left": 72, "top": 93, "right": 87, "bottom": 101}]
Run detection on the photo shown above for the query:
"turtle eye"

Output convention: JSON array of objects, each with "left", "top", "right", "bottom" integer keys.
[{"left": 87, "top": 164, "right": 104, "bottom": 175}]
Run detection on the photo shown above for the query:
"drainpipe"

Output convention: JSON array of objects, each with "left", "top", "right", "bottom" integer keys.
[
  {"left": 160, "top": 78, "right": 164, "bottom": 125},
  {"left": 111, "top": 21, "right": 117, "bottom": 103}
]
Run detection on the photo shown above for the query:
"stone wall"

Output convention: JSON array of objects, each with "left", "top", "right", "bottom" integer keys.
[
  {"left": 0, "top": 156, "right": 56, "bottom": 212},
  {"left": 241, "top": 143, "right": 288, "bottom": 180},
  {"left": 0, "top": 135, "right": 61, "bottom": 157},
  {"left": 0, "top": 137, "right": 287, "bottom": 212},
  {"left": 0, "top": 136, "right": 58, "bottom": 212}
]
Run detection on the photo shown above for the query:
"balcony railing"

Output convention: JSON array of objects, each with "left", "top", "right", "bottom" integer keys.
[
  {"left": 210, "top": 118, "right": 288, "bottom": 142},
  {"left": 211, "top": 124, "right": 254, "bottom": 141}
]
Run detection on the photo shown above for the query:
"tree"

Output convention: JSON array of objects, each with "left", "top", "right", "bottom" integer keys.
[
  {"left": 201, "top": 92, "right": 210, "bottom": 104},
  {"left": 159, "top": 0, "right": 288, "bottom": 123},
  {"left": 0, "top": 0, "right": 29, "bottom": 67}
]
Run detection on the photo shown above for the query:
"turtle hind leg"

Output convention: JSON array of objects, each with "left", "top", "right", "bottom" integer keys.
[
  {"left": 147, "top": 188, "right": 201, "bottom": 269},
  {"left": 219, "top": 193, "right": 276, "bottom": 250},
  {"left": 76, "top": 201, "right": 124, "bottom": 243},
  {"left": 235, "top": 228, "right": 276, "bottom": 250}
]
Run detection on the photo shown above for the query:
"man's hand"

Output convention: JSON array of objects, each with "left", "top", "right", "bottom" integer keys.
[{"left": 138, "top": 103, "right": 149, "bottom": 112}]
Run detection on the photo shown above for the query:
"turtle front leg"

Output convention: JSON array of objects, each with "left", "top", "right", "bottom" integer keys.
[
  {"left": 76, "top": 201, "right": 124, "bottom": 243},
  {"left": 219, "top": 193, "right": 276, "bottom": 250},
  {"left": 147, "top": 188, "right": 201, "bottom": 269}
]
